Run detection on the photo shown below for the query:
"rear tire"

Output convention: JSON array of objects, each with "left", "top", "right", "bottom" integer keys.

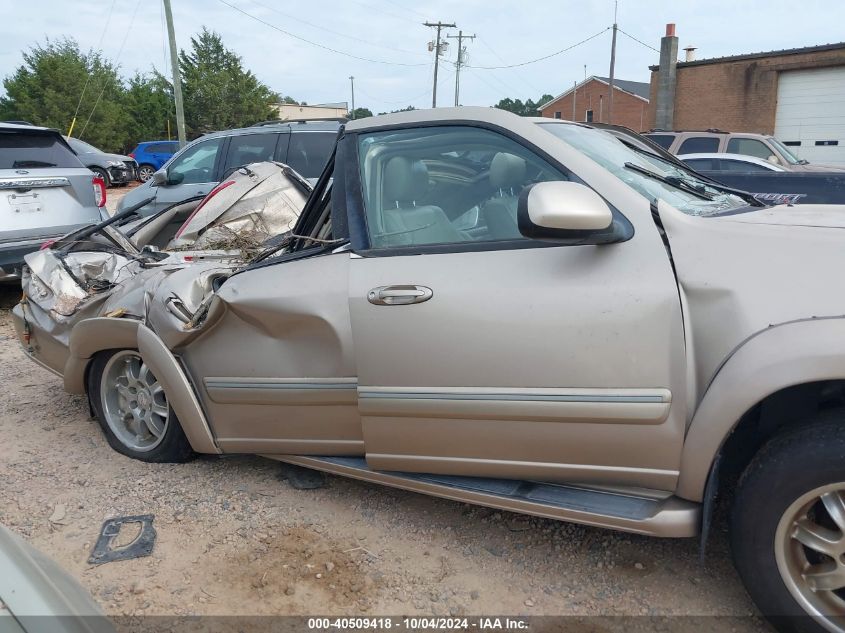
[
  {"left": 137, "top": 164, "right": 155, "bottom": 182},
  {"left": 91, "top": 167, "right": 110, "bottom": 188},
  {"left": 731, "top": 414, "right": 845, "bottom": 633},
  {"left": 88, "top": 349, "right": 194, "bottom": 463}
]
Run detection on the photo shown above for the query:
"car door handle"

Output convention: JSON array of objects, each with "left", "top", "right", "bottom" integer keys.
[{"left": 367, "top": 285, "right": 433, "bottom": 306}]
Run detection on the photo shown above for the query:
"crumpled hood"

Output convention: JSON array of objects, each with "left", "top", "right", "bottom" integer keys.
[
  {"left": 718, "top": 203, "right": 845, "bottom": 229},
  {"left": 659, "top": 200, "right": 845, "bottom": 401}
]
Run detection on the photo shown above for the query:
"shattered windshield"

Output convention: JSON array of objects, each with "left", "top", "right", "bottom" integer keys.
[{"left": 538, "top": 123, "right": 749, "bottom": 216}]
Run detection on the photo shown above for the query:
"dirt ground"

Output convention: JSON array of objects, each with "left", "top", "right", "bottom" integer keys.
[
  {"left": 105, "top": 181, "right": 138, "bottom": 215},
  {"left": 0, "top": 287, "right": 764, "bottom": 626}
]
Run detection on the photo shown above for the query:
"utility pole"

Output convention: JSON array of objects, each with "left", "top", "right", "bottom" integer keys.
[
  {"left": 607, "top": 0, "right": 618, "bottom": 124},
  {"left": 163, "top": 0, "right": 186, "bottom": 147},
  {"left": 424, "top": 21, "right": 456, "bottom": 108},
  {"left": 349, "top": 76, "right": 355, "bottom": 119},
  {"left": 447, "top": 31, "right": 475, "bottom": 107}
]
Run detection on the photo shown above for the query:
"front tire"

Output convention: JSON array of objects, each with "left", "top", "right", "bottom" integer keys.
[
  {"left": 732, "top": 416, "right": 845, "bottom": 633},
  {"left": 89, "top": 349, "right": 194, "bottom": 462},
  {"left": 91, "top": 167, "right": 111, "bottom": 188}
]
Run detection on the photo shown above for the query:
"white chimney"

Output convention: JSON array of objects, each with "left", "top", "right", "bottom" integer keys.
[{"left": 683, "top": 45, "right": 697, "bottom": 62}]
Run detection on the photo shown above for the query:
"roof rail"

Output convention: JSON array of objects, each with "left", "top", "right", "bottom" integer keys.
[{"left": 251, "top": 117, "right": 348, "bottom": 127}]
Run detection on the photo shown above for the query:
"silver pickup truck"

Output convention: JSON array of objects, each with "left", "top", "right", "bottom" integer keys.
[{"left": 13, "top": 107, "right": 845, "bottom": 632}]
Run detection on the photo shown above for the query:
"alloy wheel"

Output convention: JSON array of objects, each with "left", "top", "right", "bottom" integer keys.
[
  {"left": 775, "top": 483, "right": 845, "bottom": 632},
  {"left": 138, "top": 165, "right": 155, "bottom": 182},
  {"left": 100, "top": 350, "right": 169, "bottom": 452}
]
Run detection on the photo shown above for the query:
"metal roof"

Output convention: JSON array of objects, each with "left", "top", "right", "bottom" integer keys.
[
  {"left": 648, "top": 41, "right": 845, "bottom": 70},
  {"left": 593, "top": 76, "right": 650, "bottom": 99}
]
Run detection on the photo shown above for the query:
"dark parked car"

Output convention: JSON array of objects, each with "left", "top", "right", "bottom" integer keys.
[
  {"left": 117, "top": 119, "right": 341, "bottom": 216},
  {"left": 129, "top": 140, "right": 180, "bottom": 182},
  {"left": 65, "top": 137, "right": 138, "bottom": 187}
]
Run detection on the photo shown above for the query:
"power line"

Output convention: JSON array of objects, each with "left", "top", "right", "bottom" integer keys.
[
  {"left": 68, "top": 0, "right": 117, "bottom": 136},
  {"left": 354, "top": 65, "right": 453, "bottom": 108},
  {"left": 345, "top": 0, "right": 421, "bottom": 25},
  {"left": 465, "top": 27, "right": 610, "bottom": 69},
  {"left": 217, "top": 0, "right": 428, "bottom": 67},
  {"left": 617, "top": 27, "right": 660, "bottom": 53},
  {"left": 378, "top": 0, "right": 428, "bottom": 20},
  {"left": 476, "top": 36, "right": 542, "bottom": 95},
  {"left": 466, "top": 67, "right": 508, "bottom": 98},
  {"left": 79, "top": 0, "right": 142, "bottom": 138},
  {"left": 242, "top": 0, "right": 428, "bottom": 57}
]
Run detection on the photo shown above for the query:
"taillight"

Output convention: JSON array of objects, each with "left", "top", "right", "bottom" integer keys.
[
  {"left": 128, "top": 152, "right": 136, "bottom": 159},
  {"left": 174, "top": 180, "right": 235, "bottom": 238},
  {"left": 40, "top": 239, "right": 56, "bottom": 250},
  {"left": 92, "top": 175, "right": 106, "bottom": 208}
]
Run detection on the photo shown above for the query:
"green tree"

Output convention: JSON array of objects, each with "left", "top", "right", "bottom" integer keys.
[
  {"left": 178, "top": 28, "right": 276, "bottom": 136},
  {"left": 0, "top": 38, "right": 129, "bottom": 151},
  {"left": 121, "top": 72, "right": 173, "bottom": 151},
  {"left": 348, "top": 107, "right": 373, "bottom": 119},
  {"left": 493, "top": 94, "right": 554, "bottom": 117},
  {"left": 377, "top": 105, "right": 417, "bottom": 115}
]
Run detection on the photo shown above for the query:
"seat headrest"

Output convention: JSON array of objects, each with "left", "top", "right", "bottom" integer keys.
[
  {"left": 489, "top": 152, "right": 526, "bottom": 189},
  {"left": 384, "top": 156, "right": 429, "bottom": 204}
]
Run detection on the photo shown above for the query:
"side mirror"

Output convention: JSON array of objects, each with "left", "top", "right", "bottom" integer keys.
[
  {"left": 517, "top": 181, "right": 613, "bottom": 241},
  {"left": 767, "top": 155, "right": 780, "bottom": 165},
  {"left": 152, "top": 168, "right": 168, "bottom": 186}
]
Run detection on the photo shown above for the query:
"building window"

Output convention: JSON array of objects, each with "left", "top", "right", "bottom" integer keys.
[
  {"left": 585, "top": 110, "right": 594, "bottom": 122},
  {"left": 554, "top": 111, "right": 561, "bottom": 119}
]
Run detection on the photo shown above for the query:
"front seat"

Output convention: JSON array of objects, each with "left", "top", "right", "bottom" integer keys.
[
  {"left": 482, "top": 152, "right": 527, "bottom": 240},
  {"left": 378, "top": 157, "right": 464, "bottom": 247}
]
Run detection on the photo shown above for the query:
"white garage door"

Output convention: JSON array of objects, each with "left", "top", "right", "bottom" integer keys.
[{"left": 775, "top": 66, "right": 845, "bottom": 166}]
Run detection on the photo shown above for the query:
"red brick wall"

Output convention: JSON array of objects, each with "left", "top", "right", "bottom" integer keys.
[
  {"left": 539, "top": 79, "right": 650, "bottom": 131},
  {"left": 646, "top": 47, "right": 845, "bottom": 132}
]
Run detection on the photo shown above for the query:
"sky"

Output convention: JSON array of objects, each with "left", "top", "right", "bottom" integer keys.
[{"left": 1, "top": 0, "right": 843, "bottom": 114}]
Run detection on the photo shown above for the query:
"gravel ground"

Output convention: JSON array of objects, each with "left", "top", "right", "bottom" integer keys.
[{"left": 0, "top": 285, "right": 766, "bottom": 628}]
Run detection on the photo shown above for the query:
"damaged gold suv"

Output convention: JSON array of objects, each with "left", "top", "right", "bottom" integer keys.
[{"left": 13, "top": 107, "right": 845, "bottom": 632}]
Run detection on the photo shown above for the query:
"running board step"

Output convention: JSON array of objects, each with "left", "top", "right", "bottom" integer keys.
[{"left": 265, "top": 455, "right": 700, "bottom": 538}]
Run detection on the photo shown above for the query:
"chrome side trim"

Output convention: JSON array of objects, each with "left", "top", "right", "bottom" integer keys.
[
  {"left": 358, "top": 387, "right": 672, "bottom": 425},
  {"left": 264, "top": 455, "right": 700, "bottom": 538},
  {"left": 205, "top": 379, "right": 357, "bottom": 390},
  {"left": 203, "top": 377, "right": 358, "bottom": 405},
  {"left": 360, "top": 392, "right": 666, "bottom": 403},
  {"left": 219, "top": 438, "right": 364, "bottom": 453}
]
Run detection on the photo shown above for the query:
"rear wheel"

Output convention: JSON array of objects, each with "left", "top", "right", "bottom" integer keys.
[
  {"left": 732, "top": 416, "right": 845, "bottom": 633},
  {"left": 89, "top": 349, "right": 194, "bottom": 462},
  {"left": 91, "top": 167, "right": 110, "bottom": 188},
  {"left": 137, "top": 164, "right": 155, "bottom": 182}
]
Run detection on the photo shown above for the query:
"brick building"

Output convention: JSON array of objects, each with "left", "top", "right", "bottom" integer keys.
[
  {"left": 538, "top": 76, "right": 650, "bottom": 131},
  {"left": 647, "top": 28, "right": 845, "bottom": 163}
]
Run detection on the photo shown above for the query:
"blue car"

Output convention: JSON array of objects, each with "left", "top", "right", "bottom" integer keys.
[{"left": 129, "top": 140, "right": 180, "bottom": 182}]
